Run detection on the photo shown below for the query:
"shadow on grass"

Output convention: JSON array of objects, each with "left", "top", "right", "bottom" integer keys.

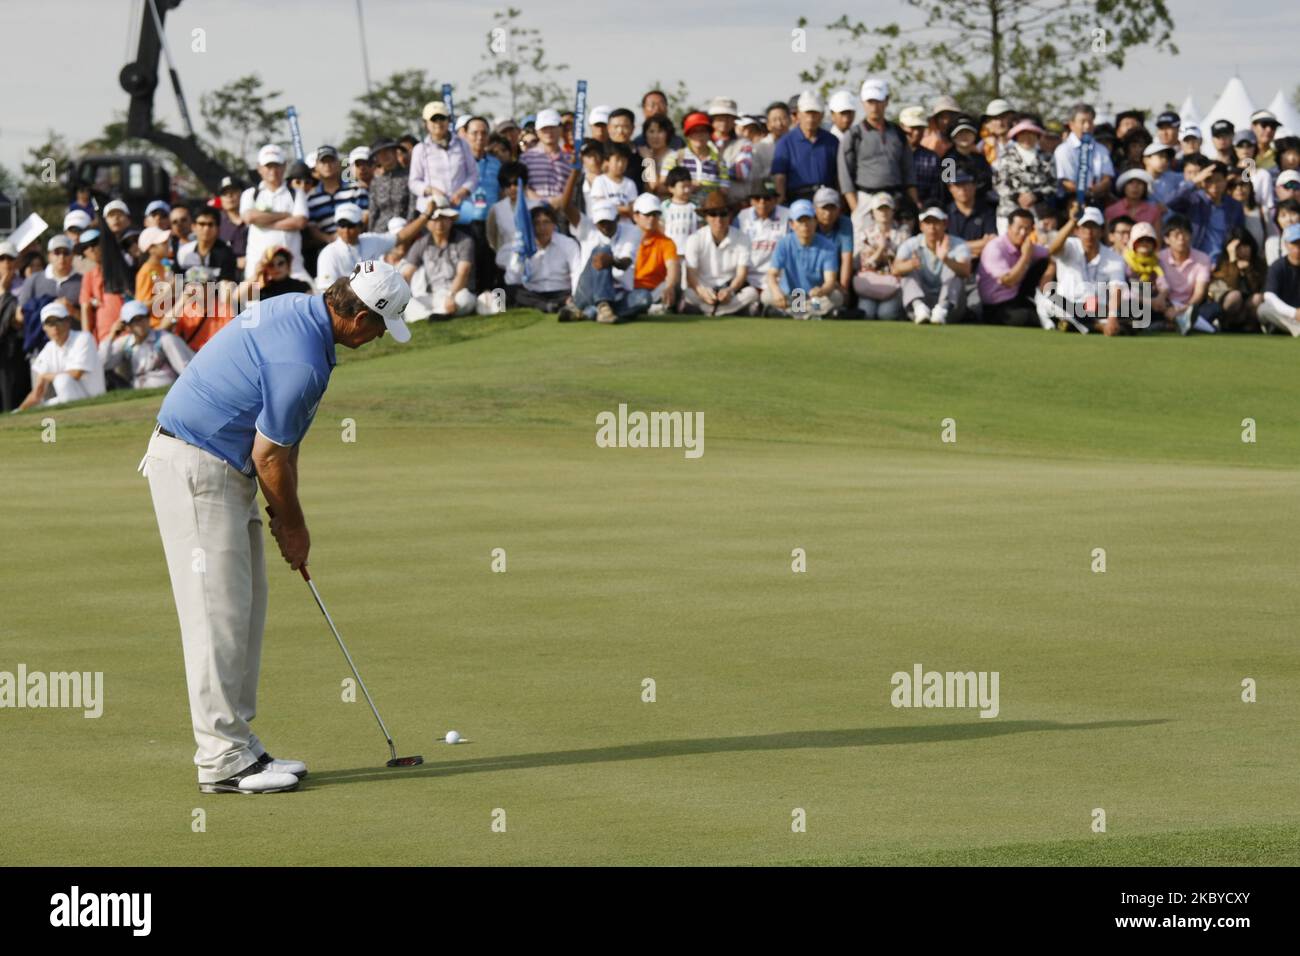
[{"left": 307, "top": 719, "right": 1168, "bottom": 786}]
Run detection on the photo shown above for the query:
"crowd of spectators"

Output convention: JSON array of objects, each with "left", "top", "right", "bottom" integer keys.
[{"left": 5, "top": 79, "right": 1300, "bottom": 411}]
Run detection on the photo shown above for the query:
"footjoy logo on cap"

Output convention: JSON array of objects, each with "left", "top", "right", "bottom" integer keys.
[{"left": 376, "top": 298, "right": 388, "bottom": 309}]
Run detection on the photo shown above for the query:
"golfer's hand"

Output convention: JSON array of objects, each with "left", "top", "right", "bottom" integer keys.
[
  {"left": 274, "top": 521, "right": 311, "bottom": 571},
  {"left": 698, "top": 286, "right": 717, "bottom": 306}
]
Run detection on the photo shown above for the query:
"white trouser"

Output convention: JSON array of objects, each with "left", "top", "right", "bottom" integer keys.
[
  {"left": 42, "top": 372, "right": 94, "bottom": 406},
  {"left": 407, "top": 272, "right": 476, "bottom": 320},
  {"left": 682, "top": 285, "right": 759, "bottom": 315},
  {"left": 141, "top": 429, "right": 268, "bottom": 783},
  {"left": 1258, "top": 298, "right": 1300, "bottom": 336}
]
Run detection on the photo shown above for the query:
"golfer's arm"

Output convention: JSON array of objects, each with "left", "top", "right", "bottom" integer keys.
[{"left": 253, "top": 433, "right": 305, "bottom": 529}]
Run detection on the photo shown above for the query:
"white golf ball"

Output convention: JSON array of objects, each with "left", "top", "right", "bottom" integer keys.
[{"left": 444, "top": 730, "right": 461, "bottom": 745}]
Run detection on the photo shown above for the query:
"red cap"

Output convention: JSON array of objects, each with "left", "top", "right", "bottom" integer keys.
[{"left": 683, "top": 112, "right": 712, "bottom": 135}]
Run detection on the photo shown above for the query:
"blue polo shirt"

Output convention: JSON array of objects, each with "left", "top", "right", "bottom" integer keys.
[
  {"left": 1167, "top": 190, "right": 1244, "bottom": 258},
  {"left": 157, "top": 293, "right": 336, "bottom": 475},
  {"left": 771, "top": 128, "right": 840, "bottom": 192},
  {"left": 458, "top": 153, "right": 502, "bottom": 224},
  {"left": 770, "top": 231, "right": 839, "bottom": 294}
]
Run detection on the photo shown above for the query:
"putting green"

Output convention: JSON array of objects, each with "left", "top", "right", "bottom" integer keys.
[{"left": 2, "top": 314, "right": 1298, "bottom": 865}]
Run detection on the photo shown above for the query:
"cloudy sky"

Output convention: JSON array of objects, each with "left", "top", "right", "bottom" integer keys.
[{"left": 1, "top": 0, "right": 1295, "bottom": 178}]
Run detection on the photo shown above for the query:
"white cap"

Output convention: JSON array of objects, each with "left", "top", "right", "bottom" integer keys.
[
  {"left": 257, "top": 143, "right": 286, "bottom": 166},
  {"left": 348, "top": 146, "right": 371, "bottom": 164},
  {"left": 334, "top": 203, "right": 365, "bottom": 225},
  {"left": 828, "top": 90, "right": 856, "bottom": 114},
  {"left": 868, "top": 192, "right": 895, "bottom": 210},
  {"left": 1078, "top": 207, "right": 1105, "bottom": 226},
  {"left": 984, "top": 98, "right": 1014, "bottom": 117},
  {"left": 430, "top": 196, "right": 459, "bottom": 218},
  {"left": 63, "top": 210, "right": 91, "bottom": 231},
  {"left": 1179, "top": 124, "right": 1201, "bottom": 141},
  {"left": 535, "top": 108, "right": 562, "bottom": 130},
  {"left": 591, "top": 200, "right": 619, "bottom": 223},
  {"left": 455, "top": 115, "right": 472, "bottom": 132},
  {"left": 917, "top": 206, "right": 947, "bottom": 222},
  {"left": 1115, "top": 169, "right": 1154, "bottom": 192},
  {"left": 347, "top": 261, "right": 413, "bottom": 342},
  {"left": 47, "top": 234, "right": 73, "bottom": 251},
  {"left": 1277, "top": 170, "right": 1300, "bottom": 188},
  {"left": 589, "top": 105, "right": 612, "bottom": 126},
  {"left": 387, "top": 216, "right": 408, "bottom": 235},
  {"left": 1143, "top": 142, "right": 1175, "bottom": 157},
  {"left": 0, "top": 240, "right": 17, "bottom": 258},
  {"left": 813, "top": 186, "right": 840, "bottom": 207},
  {"left": 860, "top": 78, "right": 890, "bottom": 103},
  {"left": 138, "top": 226, "right": 171, "bottom": 250},
  {"left": 632, "top": 193, "right": 662, "bottom": 216},
  {"left": 796, "top": 90, "right": 824, "bottom": 113},
  {"left": 121, "top": 300, "right": 151, "bottom": 322},
  {"left": 40, "top": 301, "right": 70, "bottom": 322},
  {"left": 737, "top": 115, "right": 760, "bottom": 130},
  {"left": 103, "top": 199, "right": 130, "bottom": 217}
]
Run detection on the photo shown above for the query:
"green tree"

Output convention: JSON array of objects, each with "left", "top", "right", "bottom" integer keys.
[
  {"left": 199, "top": 74, "right": 289, "bottom": 172},
  {"left": 471, "top": 7, "right": 570, "bottom": 119},
  {"left": 344, "top": 69, "right": 456, "bottom": 149},
  {"left": 797, "top": 1, "right": 1177, "bottom": 118}
]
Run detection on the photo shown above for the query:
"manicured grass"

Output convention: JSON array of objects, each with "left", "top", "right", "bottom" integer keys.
[{"left": 1, "top": 314, "right": 1296, "bottom": 865}]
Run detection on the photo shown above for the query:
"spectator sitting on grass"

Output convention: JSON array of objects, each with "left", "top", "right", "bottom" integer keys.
[
  {"left": 1264, "top": 199, "right": 1300, "bottom": 265},
  {"left": 1208, "top": 227, "right": 1267, "bottom": 332},
  {"left": 18, "top": 302, "right": 105, "bottom": 409},
  {"left": 681, "top": 190, "right": 758, "bottom": 317},
  {"left": 977, "top": 208, "right": 1049, "bottom": 328},
  {"left": 852, "top": 192, "right": 909, "bottom": 320},
  {"left": 814, "top": 187, "right": 854, "bottom": 298},
  {"left": 764, "top": 198, "right": 843, "bottom": 319},
  {"left": 894, "top": 206, "right": 972, "bottom": 325},
  {"left": 631, "top": 193, "right": 682, "bottom": 314},
  {"left": 1156, "top": 214, "right": 1215, "bottom": 335},
  {"left": 98, "top": 299, "right": 193, "bottom": 389},
  {"left": 504, "top": 205, "right": 580, "bottom": 314},
  {"left": 1256, "top": 223, "right": 1300, "bottom": 335},
  {"left": 1040, "top": 204, "right": 1127, "bottom": 335}
]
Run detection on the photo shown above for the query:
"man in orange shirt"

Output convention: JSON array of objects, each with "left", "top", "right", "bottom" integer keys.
[{"left": 631, "top": 193, "right": 681, "bottom": 313}]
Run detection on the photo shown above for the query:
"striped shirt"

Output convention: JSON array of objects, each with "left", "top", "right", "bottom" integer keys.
[
  {"left": 662, "top": 144, "right": 730, "bottom": 202},
  {"left": 307, "top": 181, "right": 370, "bottom": 237},
  {"left": 521, "top": 145, "right": 573, "bottom": 201},
  {"left": 661, "top": 200, "right": 698, "bottom": 256}
]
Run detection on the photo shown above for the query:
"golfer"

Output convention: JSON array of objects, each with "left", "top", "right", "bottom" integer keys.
[{"left": 140, "top": 261, "right": 412, "bottom": 793}]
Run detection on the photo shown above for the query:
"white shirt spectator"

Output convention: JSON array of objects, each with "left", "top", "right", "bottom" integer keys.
[
  {"left": 316, "top": 233, "right": 397, "bottom": 288},
  {"left": 487, "top": 197, "right": 545, "bottom": 271},
  {"left": 240, "top": 181, "right": 310, "bottom": 279},
  {"left": 99, "top": 328, "right": 193, "bottom": 389},
  {"left": 662, "top": 199, "right": 699, "bottom": 257},
  {"left": 1052, "top": 133, "right": 1116, "bottom": 188},
  {"left": 590, "top": 174, "right": 638, "bottom": 211},
  {"left": 685, "top": 226, "right": 752, "bottom": 287},
  {"left": 736, "top": 204, "right": 792, "bottom": 287},
  {"left": 33, "top": 329, "right": 105, "bottom": 403},
  {"left": 1052, "top": 236, "right": 1127, "bottom": 304},
  {"left": 506, "top": 232, "right": 582, "bottom": 293},
  {"left": 573, "top": 215, "right": 642, "bottom": 292}
]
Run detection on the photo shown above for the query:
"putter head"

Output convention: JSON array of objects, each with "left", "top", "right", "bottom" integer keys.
[{"left": 387, "top": 755, "right": 424, "bottom": 768}]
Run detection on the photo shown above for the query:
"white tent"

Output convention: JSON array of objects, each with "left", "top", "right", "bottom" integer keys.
[
  {"left": 1266, "top": 89, "right": 1300, "bottom": 137},
  {"left": 1178, "top": 92, "right": 1200, "bottom": 128},
  {"left": 1200, "top": 77, "right": 1256, "bottom": 134}
]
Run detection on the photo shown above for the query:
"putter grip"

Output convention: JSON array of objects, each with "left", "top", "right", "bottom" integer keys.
[{"left": 264, "top": 505, "right": 311, "bottom": 580}]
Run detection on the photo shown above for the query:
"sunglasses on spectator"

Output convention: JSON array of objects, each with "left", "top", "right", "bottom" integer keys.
[
  {"left": 50, "top": 249, "right": 72, "bottom": 256},
  {"left": 704, "top": 209, "right": 729, "bottom": 218}
]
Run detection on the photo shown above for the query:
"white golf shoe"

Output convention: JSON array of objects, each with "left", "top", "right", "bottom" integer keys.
[
  {"left": 930, "top": 303, "right": 950, "bottom": 325},
  {"left": 199, "top": 762, "right": 300, "bottom": 794},
  {"left": 911, "top": 301, "right": 931, "bottom": 325},
  {"left": 257, "top": 752, "right": 308, "bottom": 778}
]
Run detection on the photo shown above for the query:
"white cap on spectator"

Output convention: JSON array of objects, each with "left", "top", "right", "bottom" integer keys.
[
  {"left": 455, "top": 115, "right": 472, "bottom": 132},
  {"left": 589, "top": 105, "right": 612, "bottom": 126},
  {"left": 707, "top": 97, "right": 739, "bottom": 117},
  {"left": 257, "top": 144, "right": 286, "bottom": 166},
  {"left": 1078, "top": 207, "right": 1105, "bottom": 226},
  {"left": 1277, "top": 170, "right": 1300, "bottom": 188},
  {"left": 138, "top": 226, "right": 171, "bottom": 250},
  {"left": 869, "top": 192, "right": 895, "bottom": 210},
  {"left": 930, "top": 95, "right": 961, "bottom": 117},
  {"left": 918, "top": 206, "right": 947, "bottom": 222},
  {"left": 121, "top": 300, "right": 151, "bottom": 322},
  {"left": 737, "top": 116, "right": 760, "bottom": 130},
  {"left": 0, "top": 240, "right": 17, "bottom": 258},
  {"left": 828, "top": 90, "right": 856, "bottom": 114},
  {"left": 1143, "top": 142, "right": 1175, "bottom": 157},
  {"left": 40, "top": 302, "right": 70, "bottom": 322},
  {"left": 591, "top": 200, "right": 619, "bottom": 223},
  {"left": 387, "top": 217, "right": 408, "bottom": 235},
  {"left": 860, "top": 78, "right": 890, "bottom": 103},
  {"left": 1179, "top": 124, "right": 1201, "bottom": 141},
  {"left": 898, "top": 106, "right": 927, "bottom": 128},
  {"left": 813, "top": 186, "right": 840, "bottom": 207},
  {"left": 535, "top": 108, "right": 562, "bottom": 130},
  {"left": 334, "top": 203, "right": 365, "bottom": 226},
  {"left": 1115, "top": 169, "right": 1154, "bottom": 192},
  {"left": 632, "top": 193, "right": 662, "bottom": 216},
  {"left": 348, "top": 261, "right": 413, "bottom": 342},
  {"left": 984, "top": 98, "right": 1014, "bottom": 117},
  {"left": 63, "top": 210, "right": 91, "bottom": 231},
  {"left": 796, "top": 90, "right": 824, "bottom": 113},
  {"left": 47, "top": 234, "right": 73, "bottom": 251},
  {"left": 1130, "top": 222, "right": 1158, "bottom": 245},
  {"left": 103, "top": 199, "right": 130, "bottom": 217},
  {"left": 422, "top": 101, "right": 450, "bottom": 120},
  {"left": 349, "top": 146, "right": 371, "bottom": 164}
]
